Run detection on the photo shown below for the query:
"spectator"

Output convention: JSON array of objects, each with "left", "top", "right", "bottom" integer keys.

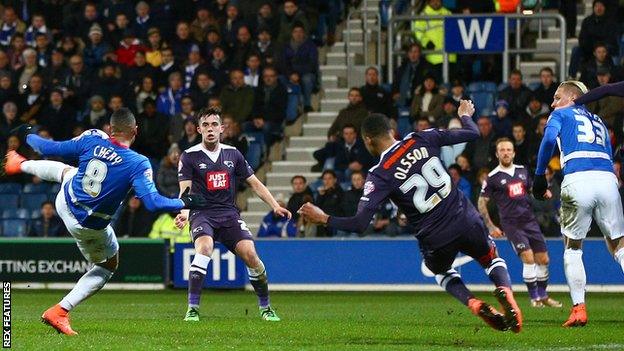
[
  {"left": 363, "top": 200, "right": 399, "bottom": 237},
  {"left": 114, "top": 197, "right": 154, "bottom": 237},
  {"left": 525, "top": 95, "right": 549, "bottom": 122},
  {"left": 361, "top": 66, "right": 393, "bottom": 118},
  {"left": 462, "top": 115, "right": 496, "bottom": 171},
  {"left": 157, "top": 71, "right": 187, "bottom": 117},
  {"left": 498, "top": 69, "right": 532, "bottom": 121},
  {"left": 449, "top": 80, "right": 469, "bottom": 105},
  {"left": 107, "top": 94, "right": 125, "bottom": 121},
  {"left": 221, "top": 4, "right": 245, "bottom": 49},
  {"left": 149, "top": 212, "right": 191, "bottom": 248},
  {"left": 279, "top": 23, "right": 318, "bottom": 113},
  {"left": 252, "top": 66, "right": 288, "bottom": 142},
  {"left": 33, "top": 33, "right": 52, "bottom": 68},
  {"left": 412, "top": 0, "right": 456, "bottom": 80},
  {"left": 108, "top": 12, "right": 131, "bottom": 48},
  {"left": 250, "top": 3, "right": 279, "bottom": 40},
  {"left": 202, "top": 26, "right": 222, "bottom": 61},
  {"left": 512, "top": 122, "right": 530, "bottom": 167},
  {"left": 314, "top": 169, "right": 344, "bottom": 237},
  {"left": 157, "top": 47, "right": 179, "bottom": 89},
  {"left": 0, "top": 6, "right": 26, "bottom": 47},
  {"left": 134, "top": 76, "right": 158, "bottom": 114},
  {"left": 220, "top": 69, "right": 254, "bottom": 124},
  {"left": 190, "top": 6, "right": 219, "bottom": 43},
  {"left": 81, "top": 95, "right": 107, "bottom": 129},
  {"left": 277, "top": 0, "right": 309, "bottom": 44},
  {"left": 39, "top": 88, "right": 76, "bottom": 141},
  {"left": 178, "top": 117, "right": 201, "bottom": 151},
  {"left": 157, "top": 144, "right": 182, "bottom": 198},
  {"left": 579, "top": 42, "right": 614, "bottom": 89},
  {"left": 57, "top": 35, "right": 84, "bottom": 60},
  {"left": 256, "top": 26, "right": 277, "bottom": 66},
  {"left": 189, "top": 71, "right": 218, "bottom": 110},
  {"left": 133, "top": 1, "right": 153, "bottom": 41},
  {"left": 169, "top": 95, "right": 195, "bottom": 143},
  {"left": 258, "top": 197, "right": 297, "bottom": 238},
  {"left": 207, "top": 45, "right": 229, "bottom": 89},
  {"left": 436, "top": 97, "right": 459, "bottom": 129},
  {"left": 211, "top": 0, "right": 229, "bottom": 22},
  {"left": 244, "top": 53, "right": 262, "bottom": 88},
  {"left": 392, "top": 43, "right": 431, "bottom": 107},
  {"left": 134, "top": 97, "right": 169, "bottom": 163},
  {"left": 0, "top": 101, "right": 19, "bottom": 142},
  {"left": 491, "top": 100, "right": 512, "bottom": 138},
  {"left": 145, "top": 27, "right": 164, "bottom": 68},
  {"left": 314, "top": 124, "right": 376, "bottom": 181},
  {"left": 221, "top": 113, "right": 248, "bottom": 155},
  {"left": 43, "top": 49, "right": 66, "bottom": 88},
  {"left": 0, "top": 49, "right": 11, "bottom": 78},
  {"left": 15, "top": 48, "right": 39, "bottom": 94},
  {"left": 25, "top": 13, "right": 50, "bottom": 48},
  {"left": 286, "top": 175, "right": 314, "bottom": 222},
  {"left": 533, "top": 67, "right": 557, "bottom": 107},
  {"left": 455, "top": 154, "right": 475, "bottom": 185},
  {"left": 415, "top": 117, "right": 431, "bottom": 132},
  {"left": 410, "top": 74, "right": 443, "bottom": 124},
  {"left": 68, "top": 2, "right": 102, "bottom": 43},
  {"left": 577, "top": 0, "right": 619, "bottom": 67},
  {"left": 93, "top": 61, "right": 124, "bottom": 102},
  {"left": 18, "top": 73, "right": 45, "bottom": 124},
  {"left": 440, "top": 118, "right": 466, "bottom": 167},
  {"left": 83, "top": 24, "right": 112, "bottom": 70},
  {"left": 528, "top": 115, "right": 548, "bottom": 169},
  {"left": 125, "top": 50, "right": 156, "bottom": 90},
  {"left": 29, "top": 201, "right": 66, "bottom": 237},
  {"left": 448, "top": 164, "right": 472, "bottom": 200},
  {"left": 183, "top": 44, "right": 207, "bottom": 89},
  {"left": 327, "top": 87, "right": 369, "bottom": 140},
  {"left": 7, "top": 33, "right": 25, "bottom": 71},
  {"left": 342, "top": 170, "right": 365, "bottom": 217},
  {"left": 230, "top": 25, "right": 254, "bottom": 70},
  {"left": 115, "top": 28, "right": 146, "bottom": 67},
  {"left": 532, "top": 166, "right": 561, "bottom": 237},
  {"left": 586, "top": 68, "right": 624, "bottom": 128},
  {"left": 63, "top": 55, "right": 93, "bottom": 111},
  {"left": 171, "top": 21, "right": 197, "bottom": 63}
]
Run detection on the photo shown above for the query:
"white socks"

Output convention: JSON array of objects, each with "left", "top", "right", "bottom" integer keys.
[
  {"left": 522, "top": 263, "right": 537, "bottom": 284},
  {"left": 564, "top": 248, "right": 586, "bottom": 305},
  {"left": 615, "top": 248, "right": 624, "bottom": 273},
  {"left": 190, "top": 253, "right": 211, "bottom": 274},
  {"left": 59, "top": 265, "right": 114, "bottom": 311},
  {"left": 247, "top": 259, "right": 266, "bottom": 278},
  {"left": 21, "top": 160, "right": 69, "bottom": 183},
  {"left": 536, "top": 264, "right": 549, "bottom": 282}
]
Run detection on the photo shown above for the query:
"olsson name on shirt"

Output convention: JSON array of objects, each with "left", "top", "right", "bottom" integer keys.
[
  {"left": 393, "top": 146, "right": 430, "bottom": 180},
  {"left": 92, "top": 145, "right": 123, "bottom": 165}
]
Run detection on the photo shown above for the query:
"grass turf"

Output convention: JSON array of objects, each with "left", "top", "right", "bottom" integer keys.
[{"left": 8, "top": 290, "right": 624, "bottom": 350}]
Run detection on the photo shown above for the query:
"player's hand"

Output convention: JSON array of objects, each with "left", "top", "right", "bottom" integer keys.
[
  {"left": 543, "top": 189, "right": 553, "bottom": 200},
  {"left": 532, "top": 174, "right": 548, "bottom": 200},
  {"left": 490, "top": 227, "right": 504, "bottom": 238},
  {"left": 298, "top": 202, "right": 329, "bottom": 225},
  {"left": 273, "top": 206, "right": 292, "bottom": 220},
  {"left": 179, "top": 187, "right": 208, "bottom": 209},
  {"left": 457, "top": 99, "right": 475, "bottom": 118},
  {"left": 174, "top": 213, "right": 188, "bottom": 229}
]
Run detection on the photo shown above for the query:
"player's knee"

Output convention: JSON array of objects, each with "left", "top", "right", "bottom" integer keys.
[
  {"left": 519, "top": 251, "right": 535, "bottom": 265},
  {"left": 477, "top": 245, "right": 497, "bottom": 268},
  {"left": 243, "top": 251, "right": 261, "bottom": 267},
  {"left": 99, "top": 254, "right": 119, "bottom": 272},
  {"left": 536, "top": 255, "right": 549, "bottom": 266}
]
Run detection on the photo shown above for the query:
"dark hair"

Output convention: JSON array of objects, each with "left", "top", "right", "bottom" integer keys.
[
  {"left": 495, "top": 137, "right": 514, "bottom": 148},
  {"left": 321, "top": 169, "right": 337, "bottom": 179},
  {"left": 351, "top": 170, "right": 364, "bottom": 178},
  {"left": 342, "top": 123, "right": 357, "bottom": 132},
  {"left": 110, "top": 107, "right": 136, "bottom": 134},
  {"left": 539, "top": 67, "right": 554, "bottom": 75},
  {"left": 361, "top": 113, "right": 391, "bottom": 139},
  {"left": 509, "top": 69, "right": 522, "bottom": 78},
  {"left": 448, "top": 164, "right": 462, "bottom": 174},
  {"left": 511, "top": 121, "right": 525, "bottom": 129},
  {"left": 41, "top": 200, "right": 54, "bottom": 208},
  {"left": 195, "top": 106, "right": 222, "bottom": 124},
  {"left": 291, "top": 175, "right": 307, "bottom": 184}
]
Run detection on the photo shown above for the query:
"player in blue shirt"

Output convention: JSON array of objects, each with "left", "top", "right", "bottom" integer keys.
[
  {"left": 533, "top": 80, "right": 624, "bottom": 327},
  {"left": 299, "top": 101, "right": 523, "bottom": 333},
  {"left": 3, "top": 108, "right": 207, "bottom": 335}
]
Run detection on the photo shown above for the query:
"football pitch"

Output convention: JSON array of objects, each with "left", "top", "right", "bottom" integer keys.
[{"left": 8, "top": 289, "right": 624, "bottom": 350}]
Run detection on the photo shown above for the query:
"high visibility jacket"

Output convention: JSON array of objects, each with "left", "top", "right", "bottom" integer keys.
[{"left": 411, "top": 5, "right": 457, "bottom": 65}]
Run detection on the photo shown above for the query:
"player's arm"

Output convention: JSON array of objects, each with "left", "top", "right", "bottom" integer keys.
[
  {"left": 435, "top": 100, "right": 480, "bottom": 145},
  {"left": 174, "top": 180, "right": 193, "bottom": 229},
  {"left": 574, "top": 81, "right": 624, "bottom": 105},
  {"left": 477, "top": 196, "right": 503, "bottom": 238},
  {"left": 26, "top": 134, "right": 81, "bottom": 158},
  {"left": 533, "top": 113, "right": 562, "bottom": 199},
  {"left": 246, "top": 175, "right": 291, "bottom": 219}
]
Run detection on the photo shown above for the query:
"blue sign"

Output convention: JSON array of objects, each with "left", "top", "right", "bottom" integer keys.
[
  {"left": 444, "top": 16, "right": 505, "bottom": 53},
  {"left": 172, "top": 243, "right": 247, "bottom": 288}
]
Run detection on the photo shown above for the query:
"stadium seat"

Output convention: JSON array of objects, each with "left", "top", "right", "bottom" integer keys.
[
  {"left": 470, "top": 92, "right": 495, "bottom": 117},
  {"left": 467, "top": 81, "right": 497, "bottom": 94},
  {"left": 2, "top": 219, "right": 28, "bottom": 237},
  {"left": 20, "top": 193, "right": 49, "bottom": 211},
  {"left": 31, "top": 209, "right": 40, "bottom": 219},
  {"left": 0, "top": 194, "right": 19, "bottom": 210},
  {"left": 528, "top": 82, "right": 541, "bottom": 91},
  {"left": 245, "top": 142, "right": 263, "bottom": 170},
  {"left": 2, "top": 208, "right": 30, "bottom": 219},
  {"left": 0, "top": 183, "right": 22, "bottom": 194},
  {"left": 23, "top": 183, "right": 52, "bottom": 194}
]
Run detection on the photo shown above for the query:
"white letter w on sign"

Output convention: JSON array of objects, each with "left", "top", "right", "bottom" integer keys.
[{"left": 458, "top": 18, "right": 492, "bottom": 49}]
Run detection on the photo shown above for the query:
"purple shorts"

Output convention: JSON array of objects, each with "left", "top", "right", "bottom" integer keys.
[
  {"left": 189, "top": 211, "right": 253, "bottom": 253},
  {"left": 501, "top": 220, "right": 547, "bottom": 254},
  {"left": 422, "top": 215, "right": 496, "bottom": 275}
]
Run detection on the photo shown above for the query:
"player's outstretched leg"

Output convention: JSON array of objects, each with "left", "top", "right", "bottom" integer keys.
[
  {"left": 185, "top": 252, "right": 211, "bottom": 321},
  {"left": 236, "top": 240, "right": 279, "bottom": 321},
  {"left": 4, "top": 150, "right": 71, "bottom": 182},
  {"left": 481, "top": 254, "right": 523, "bottom": 333},
  {"left": 435, "top": 270, "right": 507, "bottom": 331},
  {"left": 563, "top": 247, "right": 587, "bottom": 327},
  {"left": 42, "top": 255, "right": 117, "bottom": 335}
]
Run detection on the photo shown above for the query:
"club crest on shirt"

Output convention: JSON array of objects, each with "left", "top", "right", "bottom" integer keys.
[
  {"left": 501, "top": 179, "right": 507, "bottom": 185},
  {"left": 199, "top": 163, "right": 207, "bottom": 169},
  {"left": 143, "top": 169, "right": 153, "bottom": 182},
  {"left": 224, "top": 160, "right": 234, "bottom": 168},
  {"left": 363, "top": 181, "right": 375, "bottom": 196}
]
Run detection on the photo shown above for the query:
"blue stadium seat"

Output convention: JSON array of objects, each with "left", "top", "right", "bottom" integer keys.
[
  {"left": 23, "top": 183, "right": 52, "bottom": 194},
  {"left": 31, "top": 209, "right": 40, "bottom": 219},
  {"left": 0, "top": 194, "right": 19, "bottom": 210},
  {"left": 467, "top": 81, "right": 497, "bottom": 94},
  {"left": 2, "top": 208, "right": 30, "bottom": 219},
  {"left": 49, "top": 183, "right": 61, "bottom": 194},
  {"left": 245, "top": 142, "right": 263, "bottom": 170},
  {"left": 497, "top": 82, "right": 509, "bottom": 92},
  {"left": 2, "top": 219, "right": 28, "bottom": 237},
  {"left": 528, "top": 82, "right": 541, "bottom": 91},
  {"left": 0, "top": 183, "right": 22, "bottom": 194},
  {"left": 470, "top": 92, "right": 495, "bottom": 117},
  {"left": 397, "top": 116, "right": 413, "bottom": 138},
  {"left": 20, "top": 193, "right": 49, "bottom": 211}
]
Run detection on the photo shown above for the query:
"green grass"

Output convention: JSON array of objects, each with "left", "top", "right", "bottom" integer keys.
[{"left": 9, "top": 290, "right": 624, "bottom": 350}]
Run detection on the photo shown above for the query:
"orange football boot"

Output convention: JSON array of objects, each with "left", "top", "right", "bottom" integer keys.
[
  {"left": 41, "top": 304, "right": 78, "bottom": 336},
  {"left": 562, "top": 303, "right": 587, "bottom": 327}
]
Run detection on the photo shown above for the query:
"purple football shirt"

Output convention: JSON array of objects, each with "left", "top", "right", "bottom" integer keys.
[
  {"left": 178, "top": 143, "right": 253, "bottom": 217},
  {"left": 480, "top": 165, "right": 536, "bottom": 224}
]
